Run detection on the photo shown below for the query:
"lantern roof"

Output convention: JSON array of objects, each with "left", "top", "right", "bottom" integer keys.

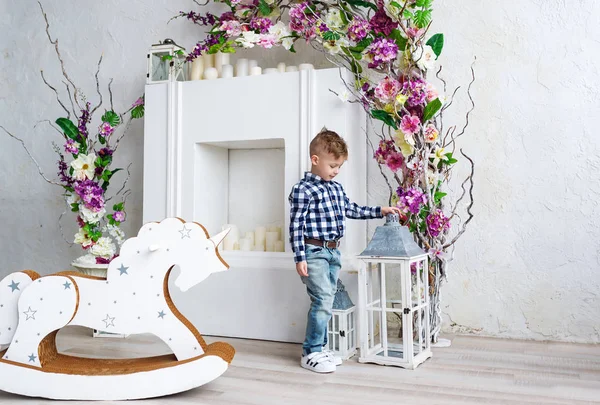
[
  {"left": 359, "top": 214, "right": 425, "bottom": 259},
  {"left": 150, "top": 38, "right": 185, "bottom": 51}
]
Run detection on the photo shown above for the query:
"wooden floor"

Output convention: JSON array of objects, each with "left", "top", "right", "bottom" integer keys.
[{"left": 0, "top": 326, "right": 598, "bottom": 404}]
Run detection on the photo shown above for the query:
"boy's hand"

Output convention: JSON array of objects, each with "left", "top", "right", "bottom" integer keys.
[
  {"left": 381, "top": 206, "right": 402, "bottom": 216},
  {"left": 296, "top": 261, "right": 308, "bottom": 277}
]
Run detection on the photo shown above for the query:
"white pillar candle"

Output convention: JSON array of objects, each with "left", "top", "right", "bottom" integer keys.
[
  {"left": 263, "top": 68, "right": 278, "bottom": 75},
  {"left": 190, "top": 58, "right": 204, "bottom": 81},
  {"left": 285, "top": 65, "right": 298, "bottom": 72},
  {"left": 250, "top": 66, "right": 262, "bottom": 76},
  {"left": 202, "top": 53, "right": 214, "bottom": 69},
  {"left": 240, "top": 237, "right": 252, "bottom": 252},
  {"left": 222, "top": 224, "right": 239, "bottom": 250},
  {"left": 253, "top": 244, "right": 265, "bottom": 252},
  {"left": 221, "top": 64, "right": 234, "bottom": 79},
  {"left": 266, "top": 231, "right": 278, "bottom": 252},
  {"left": 236, "top": 58, "right": 249, "bottom": 77},
  {"left": 245, "top": 231, "right": 255, "bottom": 246},
  {"left": 255, "top": 226, "right": 266, "bottom": 250},
  {"left": 274, "top": 241, "right": 285, "bottom": 252},
  {"left": 203, "top": 67, "right": 218, "bottom": 80},
  {"left": 249, "top": 59, "right": 258, "bottom": 69},
  {"left": 299, "top": 63, "right": 314, "bottom": 71},
  {"left": 214, "top": 52, "right": 230, "bottom": 75},
  {"left": 277, "top": 62, "right": 286, "bottom": 73}
]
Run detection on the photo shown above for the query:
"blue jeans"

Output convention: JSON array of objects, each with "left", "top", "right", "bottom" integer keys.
[{"left": 300, "top": 245, "right": 341, "bottom": 355}]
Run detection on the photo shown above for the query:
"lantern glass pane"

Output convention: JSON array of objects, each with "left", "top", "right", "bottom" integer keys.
[
  {"left": 151, "top": 53, "right": 169, "bottom": 81},
  {"left": 412, "top": 307, "right": 428, "bottom": 355},
  {"left": 410, "top": 259, "right": 426, "bottom": 308},
  {"left": 384, "top": 310, "right": 407, "bottom": 360},
  {"left": 334, "top": 334, "right": 340, "bottom": 351},
  {"left": 333, "top": 314, "right": 339, "bottom": 332}
]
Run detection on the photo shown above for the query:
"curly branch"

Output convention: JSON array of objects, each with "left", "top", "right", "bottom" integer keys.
[
  {"left": 34, "top": 119, "right": 63, "bottom": 138},
  {"left": 443, "top": 149, "right": 474, "bottom": 249},
  {"left": 108, "top": 78, "right": 114, "bottom": 112},
  {"left": 450, "top": 57, "right": 476, "bottom": 144},
  {"left": 90, "top": 54, "right": 104, "bottom": 116},
  {"left": 40, "top": 70, "right": 70, "bottom": 119}
]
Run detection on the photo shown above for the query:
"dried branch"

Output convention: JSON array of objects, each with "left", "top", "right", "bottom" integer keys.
[
  {"left": 106, "top": 163, "right": 133, "bottom": 203},
  {"left": 112, "top": 115, "right": 134, "bottom": 153},
  {"left": 34, "top": 119, "right": 63, "bottom": 138},
  {"left": 443, "top": 149, "right": 474, "bottom": 249},
  {"left": 90, "top": 54, "right": 104, "bottom": 116},
  {"left": 108, "top": 78, "right": 114, "bottom": 112},
  {"left": 38, "top": 1, "right": 82, "bottom": 110},
  {"left": 40, "top": 70, "right": 70, "bottom": 119},
  {"left": 367, "top": 133, "right": 394, "bottom": 205},
  {"left": 1, "top": 125, "right": 62, "bottom": 186},
  {"left": 58, "top": 208, "right": 74, "bottom": 247},
  {"left": 63, "top": 81, "right": 77, "bottom": 116},
  {"left": 450, "top": 57, "right": 477, "bottom": 144}
]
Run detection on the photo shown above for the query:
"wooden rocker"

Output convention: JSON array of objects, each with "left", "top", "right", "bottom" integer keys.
[{"left": 0, "top": 218, "right": 234, "bottom": 400}]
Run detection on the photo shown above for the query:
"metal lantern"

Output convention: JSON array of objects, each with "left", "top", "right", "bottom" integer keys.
[
  {"left": 357, "top": 213, "right": 432, "bottom": 369},
  {"left": 326, "top": 280, "right": 357, "bottom": 360},
  {"left": 147, "top": 39, "right": 188, "bottom": 84}
]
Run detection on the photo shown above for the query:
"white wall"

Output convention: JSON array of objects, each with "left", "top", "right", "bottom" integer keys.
[{"left": 1, "top": 0, "right": 599, "bottom": 343}]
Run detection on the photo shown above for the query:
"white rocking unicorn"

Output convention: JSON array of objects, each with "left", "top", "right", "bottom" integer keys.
[{"left": 0, "top": 218, "right": 234, "bottom": 400}]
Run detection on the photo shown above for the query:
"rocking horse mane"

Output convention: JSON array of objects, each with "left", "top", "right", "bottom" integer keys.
[{"left": 107, "top": 218, "right": 211, "bottom": 277}]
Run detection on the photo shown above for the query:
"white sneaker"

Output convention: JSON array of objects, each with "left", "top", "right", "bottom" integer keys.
[
  {"left": 301, "top": 351, "right": 336, "bottom": 373},
  {"left": 322, "top": 347, "right": 343, "bottom": 366}
]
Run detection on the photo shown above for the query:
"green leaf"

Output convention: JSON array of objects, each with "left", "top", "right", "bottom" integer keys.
[
  {"left": 113, "top": 202, "right": 124, "bottom": 211},
  {"left": 349, "top": 37, "right": 373, "bottom": 53},
  {"left": 258, "top": 0, "right": 272, "bottom": 16},
  {"left": 426, "top": 33, "right": 444, "bottom": 57},
  {"left": 70, "top": 203, "right": 79, "bottom": 212},
  {"left": 371, "top": 110, "right": 398, "bottom": 130},
  {"left": 391, "top": 1, "right": 403, "bottom": 7},
  {"left": 422, "top": 98, "right": 442, "bottom": 122},
  {"left": 101, "top": 110, "right": 120, "bottom": 127},
  {"left": 434, "top": 191, "right": 447, "bottom": 204},
  {"left": 289, "top": 45, "right": 296, "bottom": 53},
  {"left": 323, "top": 31, "right": 341, "bottom": 41},
  {"left": 389, "top": 29, "right": 408, "bottom": 51},
  {"left": 415, "top": 0, "right": 434, "bottom": 7},
  {"left": 413, "top": 9, "right": 432, "bottom": 28},
  {"left": 445, "top": 153, "right": 458, "bottom": 164},
  {"left": 131, "top": 105, "right": 145, "bottom": 119},
  {"left": 56, "top": 118, "right": 80, "bottom": 141},
  {"left": 345, "top": 0, "right": 378, "bottom": 11},
  {"left": 99, "top": 135, "right": 106, "bottom": 145}
]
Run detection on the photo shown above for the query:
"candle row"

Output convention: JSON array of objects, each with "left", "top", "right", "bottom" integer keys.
[
  {"left": 221, "top": 224, "right": 285, "bottom": 252},
  {"left": 189, "top": 52, "right": 314, "bottom": 81}
]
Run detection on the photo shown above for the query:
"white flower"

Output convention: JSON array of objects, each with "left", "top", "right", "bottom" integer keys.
[
  {"left": 281, "top": 37, "right": 294, "bottom": 50},
  {"left": 323, "top": 37, "right": 348, "bottom": 55},
  {"left": 325, "top": 9, "right": 344, "bottom": 29},
  {"left": 90, "top": 237, "right": 116, "bottom": 259},
  {"left": 406, "top": 157, "right": 423, "bottom": 171},
  {"left": 66, "top": 193, "right": 80, "bottom": 206},
  {"left": 429, "top": 146, "right": 449, "bottom": 166},
  {"left": 383, "top": 0, "right": 404, "bottom": 21},
  {"left": 268, "top": 21, "right": 290, "bottom": 39},
  {"left": 79, "top": 205, "right": 106, "bottom": 224},
  {"left": 70, "top": 153, "right": 96, "bottom": 181},
  {"left": 337, "top": 89, "right": 351, "bottom": 103},
  {"left": 74, "top": 228, "right": 94, "bottom": 249},
  {"left": 425, "top": 170, "right": 438, "bottom": 187},
  {"left": 106, "top": 224, "right": 125, "bottom": 246},
  {"left": 413, "top": 45, "right": 437, "bottom": 71},
  {"left": 236, "top": 31, "right": 260, "bottom": 48}
]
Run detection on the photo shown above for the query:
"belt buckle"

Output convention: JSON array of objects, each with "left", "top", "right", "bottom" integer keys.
[{"left": 327, "top": 239, "right": 340, "bottom": 249}]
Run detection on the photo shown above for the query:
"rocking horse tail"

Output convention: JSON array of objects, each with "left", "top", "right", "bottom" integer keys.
[{"left": 0, "top": 270, "right": 40, "bottom": 347}]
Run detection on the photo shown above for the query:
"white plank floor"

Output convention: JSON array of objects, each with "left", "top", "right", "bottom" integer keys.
[{"left": 0, "top": 326, "right": 598, "bottom": 404}]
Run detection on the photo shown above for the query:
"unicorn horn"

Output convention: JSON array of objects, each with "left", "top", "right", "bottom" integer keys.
[{"left": 210, "top": 228, "right": 230, "bottom": 247}]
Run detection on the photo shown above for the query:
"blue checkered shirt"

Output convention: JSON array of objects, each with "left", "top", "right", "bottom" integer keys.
[{"left": 288, "top": 172, "right": 382, "bottom": 263}]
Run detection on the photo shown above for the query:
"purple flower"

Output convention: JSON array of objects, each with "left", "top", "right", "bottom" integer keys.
[
  {"left": 113, "top": 211, "right": 125, "bottom": 222},
  {"left": 74, "top": 179, "right": 105, "bottom": 212},
  {"left": 347, "top": 17, "right": 370, "bottom": 42},
  {"left": 250, "top": 17, "right": 272, "bottom": 34},
  {"left": 369, "top": 8, "right": 398, "bottom": 36},
  {"left": 186, "top": 41, "right": 209, "bottom": 62},
  {"left": 401, "top": 77, "right": 428, "bottom": 107},
  {"left": 374, "top": 139, "right": 396, "bottom": 164},
  {"left": 99, "top": 122, "right": 114, "bottom": 138},
  {"left": 319, "top": 23, "right": 330, "bottom": 33},
  {"left": 365, "top": 38, "right": 398, "bottom": 68},
  {"left": 57, "top": 156, "right": 73, "bottom": 186},
  {"left": 289, "top": 2, "right": 319, "bottom": 39},
  {"left": 180, "top": 10, "right": 217, "bottom": 26},
  {"left": 64, "top": 139, "right": 79, "bottom": 154},
  {"left": 386, "top": 152, "right": 404, "bottom": 172},
  {"left": 98, "top": 147, "right": 113, "bottom": 158},
  {"left": 132, "top": 97, "right": 144, "bottom": 108},
  {"left": 396, "top": 187, "right": 427, "bottom": 215},
  {"left": 426, "top": 209, "right": 450, "bottom": 237},
  {"left": 77, "top": 102, "right": 91, "bottom": 141}
]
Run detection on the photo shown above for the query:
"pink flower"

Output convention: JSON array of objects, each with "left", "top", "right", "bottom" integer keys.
[
  {"left": 400, "top": 114, "right": 421, "bottom": 135},
  {"left": 375, "top": 77, "right": 402, "bottom": 104},
  {"left": 99, "top": 122, "right": 114, "bottom": 138},
  {"left": 385, "top": 152, "right": 404, "bottom": 172},
  {"left": 258, "top": 34, "right": 278, "bottom": 49},
  {"left": 424, "top": 124, "right": 439, "bottom": 143},
  {"left": 113, "top": 211, "right": 125, "bottom": 222},
  {"left": 132, "top": 97, "right": 144, "bottom": 108},
  {"left": 407, "top": 27, "right": 425, "bottom": 39},
  {"left": 220, "top": 20, "right": 242, "bottom": 36},
  {"left": 425, "top": 82, "right": 438, "bottom": 102}
]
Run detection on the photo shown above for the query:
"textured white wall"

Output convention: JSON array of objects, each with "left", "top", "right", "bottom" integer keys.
[{"left": 1, "top": 0, "right": 598, "bottom": 343}]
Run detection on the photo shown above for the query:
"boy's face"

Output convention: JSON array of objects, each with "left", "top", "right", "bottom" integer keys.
[{"left": 310, "top": 152, "right": 347, "bottom": 181}]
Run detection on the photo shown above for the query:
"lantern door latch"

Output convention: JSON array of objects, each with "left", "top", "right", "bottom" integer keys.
[{"left": 403, "top": 308, "right": 410, "bottom": 314}]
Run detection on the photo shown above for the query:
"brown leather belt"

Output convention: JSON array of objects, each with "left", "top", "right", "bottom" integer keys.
[{"left": 305, "top": 238, "right": 341, "bottom": 249}]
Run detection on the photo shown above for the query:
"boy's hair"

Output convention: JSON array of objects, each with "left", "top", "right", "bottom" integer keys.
[{"left": 309, "top": 128, "right": 348, "bottom": 159}]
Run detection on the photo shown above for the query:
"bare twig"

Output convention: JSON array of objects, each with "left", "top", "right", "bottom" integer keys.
[
  {"left": 58, "top": 208, "right": 75, "bottom": 247},
  {"left": 1, "top": 125, "right": 62, "bottom": 186},
  {"left": 63, "top": 81, "right": 77, "bottom": 116},
  {"left": 40, "top": 70, "right": 70, "bottom": 118},
  {"left": 90, "top": 54, "right": 104, "bottom": 116},
  {"left": 443, "top": 149, "right": 474, "bottom": 249},
  {"left": 106, "top": 163, "right": 133, "bottom": 203},
  {"left": 34, "top": 119, "right": 63, "bottom": 137},
  {"left": 450, "top": 57, "right": 477, "bottom": 144},
  {"left": 108, "top": 78, "right": 114, "bottom": 112}
]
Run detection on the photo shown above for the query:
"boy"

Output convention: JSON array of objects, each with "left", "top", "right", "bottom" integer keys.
[{"left": 288, "top": 129, "right": 400, "bottom": 373}]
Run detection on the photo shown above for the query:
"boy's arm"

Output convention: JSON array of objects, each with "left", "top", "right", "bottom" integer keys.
[
  {"left": 289, "top": 185, "right": 311, "bottom": 263},
  {"left": 344, "top": 191, "right": 383, "bottom": 219}
]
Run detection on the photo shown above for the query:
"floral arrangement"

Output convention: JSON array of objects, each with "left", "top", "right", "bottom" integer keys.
[
  {"left": 1, "top": 2, "right": 145, "bottom": 266},
  {"left": 176, "top": 0, "right": 475, "bottom": 341}
]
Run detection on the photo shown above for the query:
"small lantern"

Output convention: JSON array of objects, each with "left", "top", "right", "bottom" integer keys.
[
  {"left": 147, "top": 39, "right": 188, "bottom": 84},
  {"left": 326, "top": 280, "right": 357, "bottom": 360},
  {"left": 356, "top": 213, "right": 432, "bottom": 369}
]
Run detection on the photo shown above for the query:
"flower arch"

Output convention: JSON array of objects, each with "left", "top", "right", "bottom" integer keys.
[{"left": 176, "top": 0, "right": 476, "bottom": 342}]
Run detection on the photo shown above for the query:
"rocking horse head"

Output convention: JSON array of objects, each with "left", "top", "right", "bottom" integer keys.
[{"left": 118, "top": 218, "right": 229, "bottom": 291}]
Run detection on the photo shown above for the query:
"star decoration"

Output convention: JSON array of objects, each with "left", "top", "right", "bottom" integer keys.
[
  {"left": 118, "top": 264, "right": 129, "bottom": 276},
  {"left": 28, "top": 353, "right": 37, "bottom": 362},
  {"left": 102, "top": 314, "right": 115, "bottom": 328},
  {"left": 158, "top": 310, "right": 166, "bottom": 319},
  {"left": 23, "top": 307, "right": 37, "bottom": 321},
  {"left": 179, "top": 225, "right": 192, "bottom": 239},
  {"left": 63, "top": 281, "right": 71, "bottom": 290},
  {"left": 8, "top": 280, "right": 20, "bottom": 292}
]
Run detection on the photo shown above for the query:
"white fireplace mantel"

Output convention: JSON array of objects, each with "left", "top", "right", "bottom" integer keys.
[{"left": 143, "top": 68, "right": 371, "bottom": 343}]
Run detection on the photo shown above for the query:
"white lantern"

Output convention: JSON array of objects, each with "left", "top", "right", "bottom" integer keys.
[
  {"left": 147, "top": 38, "right": 188, "bottom": 84},
  {"left": 326, "top": 280, "right": 357, "bottom": 360},
  {"left": 356, "top": 214, "right": 432, "bottom": 369}
]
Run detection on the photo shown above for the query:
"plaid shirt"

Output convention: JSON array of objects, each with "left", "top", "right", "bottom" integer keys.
[{"left": 288, "top": 172, "right": 382, "bottom": 263}]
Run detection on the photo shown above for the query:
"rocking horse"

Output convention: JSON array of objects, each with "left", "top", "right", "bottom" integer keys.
[{"left": 0, "top": 218, "right": 234, "bottom": 400}]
